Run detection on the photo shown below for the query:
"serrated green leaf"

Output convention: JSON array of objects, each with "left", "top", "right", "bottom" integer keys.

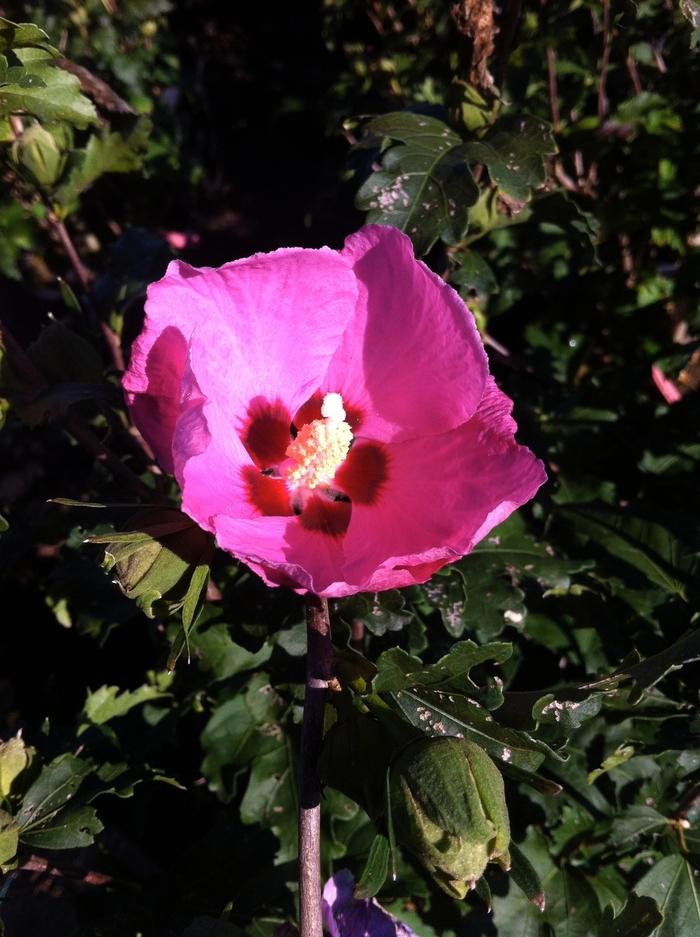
[
  {"left": 239, "top": 740, "right": 298, "bottom": 862},
  {"left": 372, "top": 640, "right": 512, "bottom": 694},
  {"left": 190, "top": 623, "right": 273, "bottom": 683},
  {"left": 0, "top": 48, "right": 97, "bottom": 127},
  {"left": 635, "top": 854, "right": 698, "bottom": 937},
  {"left": 356, "top": 112, "right": 479, "bottom": 254},
  {"left": 450, "top": 250, "right": 498, "bottom": 295},
  {"left": 609, "top": 806, "right": 668, "bottom": 847},
  {"left": 429, "top": 516, "right": 592, "bottom": 640},
  {"left": 0, "top": 17, "right": 56, "bottom": 54},
  {"left": 200, "top": 673, "right": 286, "bottom": 793},
  {"left": 168, "top": 560, "right": 212, "bottom": 668},
  {"left": 532, "top": 692, "right": 604, "bottom": 735},
  {"left": 588, "top": 745, "right": 635, "bottom": 784},
  {"left": 83, "top": 684, "right": 167, "bottom": 726},
  {"left": 19, "top": 805, "right": 102, "bottom": 849},
  {"left": 600, "top": 894, "right": 663, "bottom": 937},
  {"left": 0, "top": 809, "right": 18, "bottom": 866},
  {"left": 16, "top": 754, "right": 91, "bottom": 831},
  {"left": 0, "top": 735, "right": 32, "bottom": 798},
  {"left": 339, "top": 590, "right": 413, "bottom": 637},
  {"left": 389, "top": 686, "right": 557, "bottom": 772},
  {"left": 462, "top": 116, "right": 556, "bottom": 201},
  {"left": 55, "top": 117, "right": 152, "bottom": 207},
  {"left": 620, "top": 629, "right": 700, "bottom": 701}
]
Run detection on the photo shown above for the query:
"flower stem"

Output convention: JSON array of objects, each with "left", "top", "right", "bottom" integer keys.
[{"left": 298, "top": 594, "right": 333, "bottom": 937}]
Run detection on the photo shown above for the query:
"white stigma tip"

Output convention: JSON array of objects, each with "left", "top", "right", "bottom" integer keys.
[{"left": 321, "top": 392, "right": 346, "bottom": 423}]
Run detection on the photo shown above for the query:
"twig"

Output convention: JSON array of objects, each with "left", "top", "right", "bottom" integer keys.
[
  {"left": 626, "top": 54, "right": 642, "bottom": 95},
  {"left": 546, "top": 48, "right": 561, "bottom": 131},
  {"left": 49, "top": 213, "right": 126, "bottom": 372},
  {"left": 298, "top": 595, "right": 334, "bottom": 937},
  {"left": 350, "top": 618, "right": 365, "bottom": 652},
  {"left": 50, "top": 215, "right": 91, "bottom": 293},
  {"left": 597, "top": 0, "right": 612, "bottom": 119}
]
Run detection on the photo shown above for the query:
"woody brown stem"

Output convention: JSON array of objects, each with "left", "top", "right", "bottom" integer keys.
[{"left": 298, "top": 594, "right": 333, "bottom": 937}]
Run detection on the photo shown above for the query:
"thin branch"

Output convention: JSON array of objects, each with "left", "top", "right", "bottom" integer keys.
[
  {"left": 50, "top": 215, "right": 91, "bottom": 293},
  {"left": 546, "top": 47, "right": 561, "bottom": 131},
  {"left": 597, "top": 0, "right": 612, "bottom": 119},
  {"left": 626, "top": 53, "right": 642, "bottom": 95},
  {"left": 49, "top": 213, "right": 126, "bottom": 372},
  {"left": 298, "top": 595, "right": 334, "bottom": 937}
]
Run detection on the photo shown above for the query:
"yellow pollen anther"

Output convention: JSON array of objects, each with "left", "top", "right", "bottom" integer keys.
[{"left": 284, "top": 393, "right": 353, "bottom": 490}]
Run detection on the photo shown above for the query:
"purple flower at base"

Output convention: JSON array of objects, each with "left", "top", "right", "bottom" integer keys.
[{"left": 322, "top": 870, "right": 418, "bottom": 937}]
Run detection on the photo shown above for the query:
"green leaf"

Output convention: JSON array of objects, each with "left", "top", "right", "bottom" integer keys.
[
  {"left": 0, "top": 809, "right": 18, "bottom": 867},
  {"left": 635, "top": 854, "right": 698, "bottom": 937},
  {"left": 354, "top": 833, "right": 391, "bottom": 899},
  {"left": 168, "top": 560, "right": 212, "bottom": 668},
  {"left": 200, "top": 673, "right": 286, "bottom": 793},
  {"left": 0, "top": 48, "right": 97, "bottom": 127},
  {"left": 372, "top": 640, "right": 513, "bottom": 694},
  {"left": 588, "top": 745, "right": 635, "bottom": 784},
  {"left": 54, "top": 117, "right": 152, "bottom": 207},
  {"left": 0, "top": 735, "right": 32, "bottom": 798},
  {"left": 339, "top": 590, "right": 413, "bottom": 637},
  {"left": 57, "top": 277, "right": 81, "bottom": 312},
  {"left": 239, "top": 740, "right": 298, "bottom": 862},
  {"left": 510, "top": 842, "right": 546, "bottom": 910},
  {"left": 0, "top": 511, "right": 7, "bottom": 533},
  {"left": 356, "top": 112, "right": 479, "bottom": 255},
  {"left": 619, "top": 629, "right": 700, "bottom": 702},
  {"left": 600, "top": 895, "right": 663, "bottom": 937},
  {"left": 388, "top": 686, "right": 556, "bottom": 772},
  {"left": 190, "top": 623, "right": 273, "bottom": 683},
  {"left": 429, "top": 515, "right": 592, "bottom": 640},
  {"left": 97, "top": 508, "right": 214, "bottom": 619},
  {"left": 462, "top": 116, "right": 557, "bottom": 201},
  {"left": 16, "top": 754, "right": 91, "bottom": 831},
  {"left": 83, "top": 684, "right": 167, "bottom": 726},
  {"left": 19, "top": 805, "right": 102, "bottom": 849},
  {"left": 0, "top": 17, "right": 57, "bottom": 54},
  {"left": 680, "top": 0, "right": 700, "bottom": 46},
  {"left": 609, "top": 806, "right": 668, "bottom": 847},
  {"left": 450, "top": 250, "right": 498, "bottom": 295},
  {"left": 559, "top": 505, "right": 697, "bottom": 598}
]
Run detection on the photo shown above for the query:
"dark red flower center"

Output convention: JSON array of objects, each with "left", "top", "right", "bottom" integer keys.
[{"left": 239, "top": 393, "right": 388, "bottom": 537}]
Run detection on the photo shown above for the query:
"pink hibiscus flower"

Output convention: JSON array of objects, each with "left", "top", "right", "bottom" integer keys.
[{"left": 123, "top": 225, "right": 546, "bottom": 597}]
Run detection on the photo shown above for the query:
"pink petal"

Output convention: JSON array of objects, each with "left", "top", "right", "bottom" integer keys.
[
  {"left": 339, "top": 377, "right": 547, "bottom": 592},
  {"left": 321, "top": 225, "right": 489, "bottom": 443},
  {"left": 213, "top": 514, "right": 348, "bottom": 595},
  {"left": 123, "top": 323, "right": 189, "bottom": 473},
  {"left": 651, "top": 364, "right": 682, "bottom": 404},
  {"left": 182, "top": 250, "right": 356, "bottom": 431},
  {"left": 172, "top": 361, "right": 261, "bottom": 529},
  {"left": 123, "top": 248, "right": 357, "bottom": 469}
]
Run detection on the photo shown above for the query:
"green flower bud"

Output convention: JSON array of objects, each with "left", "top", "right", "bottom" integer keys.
[
  {"left": 389, "top": 737, "right": 511, "bottom": 898},
  {"left": 11, "top": 123, "right": 65, "bottom": 189}
]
